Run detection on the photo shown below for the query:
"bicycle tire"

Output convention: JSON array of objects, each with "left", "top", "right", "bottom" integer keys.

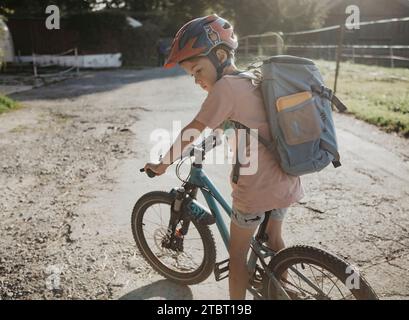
[
  {"left": 131, "top": 191, "right": 216, "bottom": 285},
  {"left": 263, "top": 245, "right": 378, "bottom": 300}
]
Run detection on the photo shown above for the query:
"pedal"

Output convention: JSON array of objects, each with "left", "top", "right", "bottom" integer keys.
[{"left": 214, "top": 259, "right": 229, "bottom": 281}]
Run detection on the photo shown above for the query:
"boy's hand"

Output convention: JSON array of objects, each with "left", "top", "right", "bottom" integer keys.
[{"left": 143, "top": 162, "right": 168, "bottom": 176}]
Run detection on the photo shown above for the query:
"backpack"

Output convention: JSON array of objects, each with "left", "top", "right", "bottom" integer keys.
[{"left": 230, "top": 55, "right": 347, "bottom": 183}]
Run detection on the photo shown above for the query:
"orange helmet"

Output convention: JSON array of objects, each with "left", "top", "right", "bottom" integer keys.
[{"left": 164, "top": 14, "right": 238, "bottom": 69}]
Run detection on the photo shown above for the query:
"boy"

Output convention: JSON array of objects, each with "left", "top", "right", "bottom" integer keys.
[{"left": 144, "top": 14, "right": 304, "bottom": 299}]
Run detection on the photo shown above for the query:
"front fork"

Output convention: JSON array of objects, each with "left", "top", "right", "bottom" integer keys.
[{"left": 162, "top": 185, "right": 198, "bottom": 251}]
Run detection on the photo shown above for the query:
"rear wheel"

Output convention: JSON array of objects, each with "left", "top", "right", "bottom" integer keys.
[
  {"left": 263, "top": 245, "right": 378, "bottom": 300},
  {"left": 131, "top": 191, "right": 216, "bottom": 285}
]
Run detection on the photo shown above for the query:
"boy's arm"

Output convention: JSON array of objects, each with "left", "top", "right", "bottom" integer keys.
[
  {"left": 144, "top": 119, "right": 206, "bottom": 175},
  {"left": 161, "top": 119, "right": 206, "bottom": 166}
]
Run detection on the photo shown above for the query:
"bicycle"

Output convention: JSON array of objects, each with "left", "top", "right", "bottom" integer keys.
[{"left": 132, "top": 134, "right": 378, "bottom": 300}]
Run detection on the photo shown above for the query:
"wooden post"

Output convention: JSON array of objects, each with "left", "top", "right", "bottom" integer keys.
[
  {"left": 258, "top": 37, "right": 264, "bottom": 57},
  {"left": 333, "top": 25, "right": 345, "bottom": 95},
  {"left": 390, "top": 47, "right": 394, "bottom": 68},
  {"left": 75, "top": 47, "right": 80, "bottom": 76},
  {"left": 32, "top": 52, "right": 37, "bottom": 77},
  {"left": 352, "top": 46, "right": 355, "bottom": 63},
  {"left": 276, "top": 35, "right": 283, "bottom": 55}
]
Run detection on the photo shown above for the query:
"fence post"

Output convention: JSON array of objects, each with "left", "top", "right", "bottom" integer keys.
[
  {"left": 258, "top": 38, "right": 263, "bottom": 57},
  {"left": 390, "top": 47, "right": 394, "bottom": 68},
  {"left": 276, "top": 35, "right": 284, "bottom": 55},
  {"left": 75, "top": 47, "right": 80, "bottom": 76},
  {"left": 32, "top": 52, "right": 37, "bottom": 78},
  {"left": 352, "top": 46, "right": 355, "bottom": 63},
  {"left": 334, "top": 25, "right": 345, "bottom": 95}
]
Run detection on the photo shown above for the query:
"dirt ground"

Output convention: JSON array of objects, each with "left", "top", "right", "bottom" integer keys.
[{"left": 0, "top": 68, "right": 408, "bottom": 300}]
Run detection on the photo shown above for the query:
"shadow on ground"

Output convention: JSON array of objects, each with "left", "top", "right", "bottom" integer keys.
[
  {"left": 119, "top": 279, "right": 193, "bottom": 300},
  {"left": 9, "top": 66, "right": 185, "bottom": 102}
]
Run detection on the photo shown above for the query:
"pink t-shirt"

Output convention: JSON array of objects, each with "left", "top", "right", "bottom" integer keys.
[{"left": 194, "top": 75, "right": 305, "bottom": 213}]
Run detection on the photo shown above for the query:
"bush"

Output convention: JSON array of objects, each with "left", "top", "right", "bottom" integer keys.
[
  {"left": 66, "top": 10, "right": 161, "bottom": 66},
  {"left": 66, "top": 11, "right": 127, "bottom": 54},
  {"left": 0, "top": 94, "right": 19, "bottom": 114},
  {"left": 120, "top": 21, "right": 161, "bottom": 66}
]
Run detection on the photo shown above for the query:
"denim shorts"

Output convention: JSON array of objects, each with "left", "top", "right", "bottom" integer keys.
[{"left": 231, "top": 206, "right": 288, "bottom": 229}]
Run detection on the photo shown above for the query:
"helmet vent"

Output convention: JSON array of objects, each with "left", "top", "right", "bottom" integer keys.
[{"left": 223, "top": 22, "right": 231, "bottom": 29}]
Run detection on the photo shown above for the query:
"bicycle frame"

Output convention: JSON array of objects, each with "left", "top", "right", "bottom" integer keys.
[
  {"left": 182, "top": 161, "right": 291, "bottom": 299},
  {"left": 186, "top": 163, "right": 232, "bottom": 248}
]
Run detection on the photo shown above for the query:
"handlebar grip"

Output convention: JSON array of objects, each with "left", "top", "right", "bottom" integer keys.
[{"left": 140, "top": 168, "right": 157, "bottom": 178}]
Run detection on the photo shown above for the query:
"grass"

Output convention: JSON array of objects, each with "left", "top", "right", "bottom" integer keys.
[
  {"left": 0, "top": 94, "right": 20, "bottom": 114},
  {"left": 317, "top": 60, "right": 409, "bottom": 138},
  {"left": 238, "top": 56, "right": 409, "bottom": 138}
]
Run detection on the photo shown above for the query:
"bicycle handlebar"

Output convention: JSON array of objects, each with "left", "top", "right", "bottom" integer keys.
[
  {"left": 140, "top": 168, "right": 156, "bottom": 178},
  {"left": 187, "top": 133, "right": 222, "bottom": 158},
  {"left": 140, "top": 133, "right": 223, "bottom": 178}
]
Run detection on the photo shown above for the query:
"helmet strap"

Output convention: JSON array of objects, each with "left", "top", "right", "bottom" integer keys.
[{"left": 208, "top": 51, "right": 232, "bottom": 81}]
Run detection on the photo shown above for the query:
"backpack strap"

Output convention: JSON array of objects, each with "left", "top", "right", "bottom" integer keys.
[
  {"left": 320, "top": 140, "right": 342, "bottom": 168},
  {"left": 311, "top": 85, "right": 344, "bottom": 168},
  {"left": 311, "top": 85, "right": 347, "bottom": 113},
  {"left": 228, "top": 71, "right": 276, "bottom": 183},
  {"left": 230, "top": 121, "right": 279, "bottom": 184}
]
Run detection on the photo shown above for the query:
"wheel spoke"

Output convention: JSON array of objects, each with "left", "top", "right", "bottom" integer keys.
[
  {"left": 142, "top": 209, "right": 206, "bottom": 273},
  {"left": 158, "top": 204, "right": 164, "bottom": 226},
  {"left": 287, "top": 264, "right": 330, "bottom": 298},
  {"left": 142, "top": 218, "right": 163, "bottom": 227},
  {"left": 151, "top": 204, "right": 162, "bottom": 224},
  {"left": 308, "top": 264, "right": 320, "bottom": 290},
  {"left": 326, "top": 278, "right": 340, "bottom": 296}
]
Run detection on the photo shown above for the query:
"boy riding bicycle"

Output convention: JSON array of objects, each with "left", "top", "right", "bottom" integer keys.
[{"left": 143, "top": 14, "right": 304, "bottom": 300}]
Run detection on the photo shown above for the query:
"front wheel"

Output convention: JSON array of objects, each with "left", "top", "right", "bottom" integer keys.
[
  {"left": 131, "top": 191, "right": 216, "bottom": 285},
  {"left": 263, "top": 245, "right": 378, "bottom": 300}
]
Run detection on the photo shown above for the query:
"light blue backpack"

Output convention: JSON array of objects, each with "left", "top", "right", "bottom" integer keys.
[{"left": 231, "top": 55, "right": 347, "bottom": 183}]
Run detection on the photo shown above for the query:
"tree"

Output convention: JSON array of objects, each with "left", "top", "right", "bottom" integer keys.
[
  {"left": 124, "top": 0, "right": 219, "bottom": 35},
  {"left": 0, "top": 0, "right": 93, "bottom": 17},
  {"left": 220, "top": 0, "right": 330, "bottom": 36},
  {"left": 0, "top": 16, "right": 4, "bottom": 67},
  {"left": 1, "top": 0, "right": 330, "bottom": 38}
]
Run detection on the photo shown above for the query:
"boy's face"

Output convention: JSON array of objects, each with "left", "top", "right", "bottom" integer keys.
[{"left": 180, "top": 57, "right": 217, "bottom": 93}]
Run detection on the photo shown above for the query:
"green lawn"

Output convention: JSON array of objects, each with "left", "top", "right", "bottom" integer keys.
[
  {"left": 0, "top": 94, "right": 20, "bottom": 114},
  {"left": 317, "top": 60, "right": 409, "bottom": 138},
  {"left": 238, "top": 57, "right": 409, "bottom": 138}
]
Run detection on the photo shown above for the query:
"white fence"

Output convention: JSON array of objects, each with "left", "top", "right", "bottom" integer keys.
[
  {"left": 14, "top": 48, "right": 122, "bottom": 79},
  {"left": 237, "top": 16, "right": 409, "bottom": 68}
]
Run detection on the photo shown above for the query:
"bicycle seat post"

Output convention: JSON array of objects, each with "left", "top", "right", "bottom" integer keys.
[{"left": 255, "top": 211, "right": 271, "bottom": 243}]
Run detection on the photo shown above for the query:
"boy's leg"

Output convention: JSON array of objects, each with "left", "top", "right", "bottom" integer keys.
[
  {"left": 229, "top": 221, "right": 257, "bottom": 300},
  {"left": 265, "top": 218, "right": 285, "bottom": 252},
  {"left": 266, "top": 216, "right": 288, "bottom": 283}
]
